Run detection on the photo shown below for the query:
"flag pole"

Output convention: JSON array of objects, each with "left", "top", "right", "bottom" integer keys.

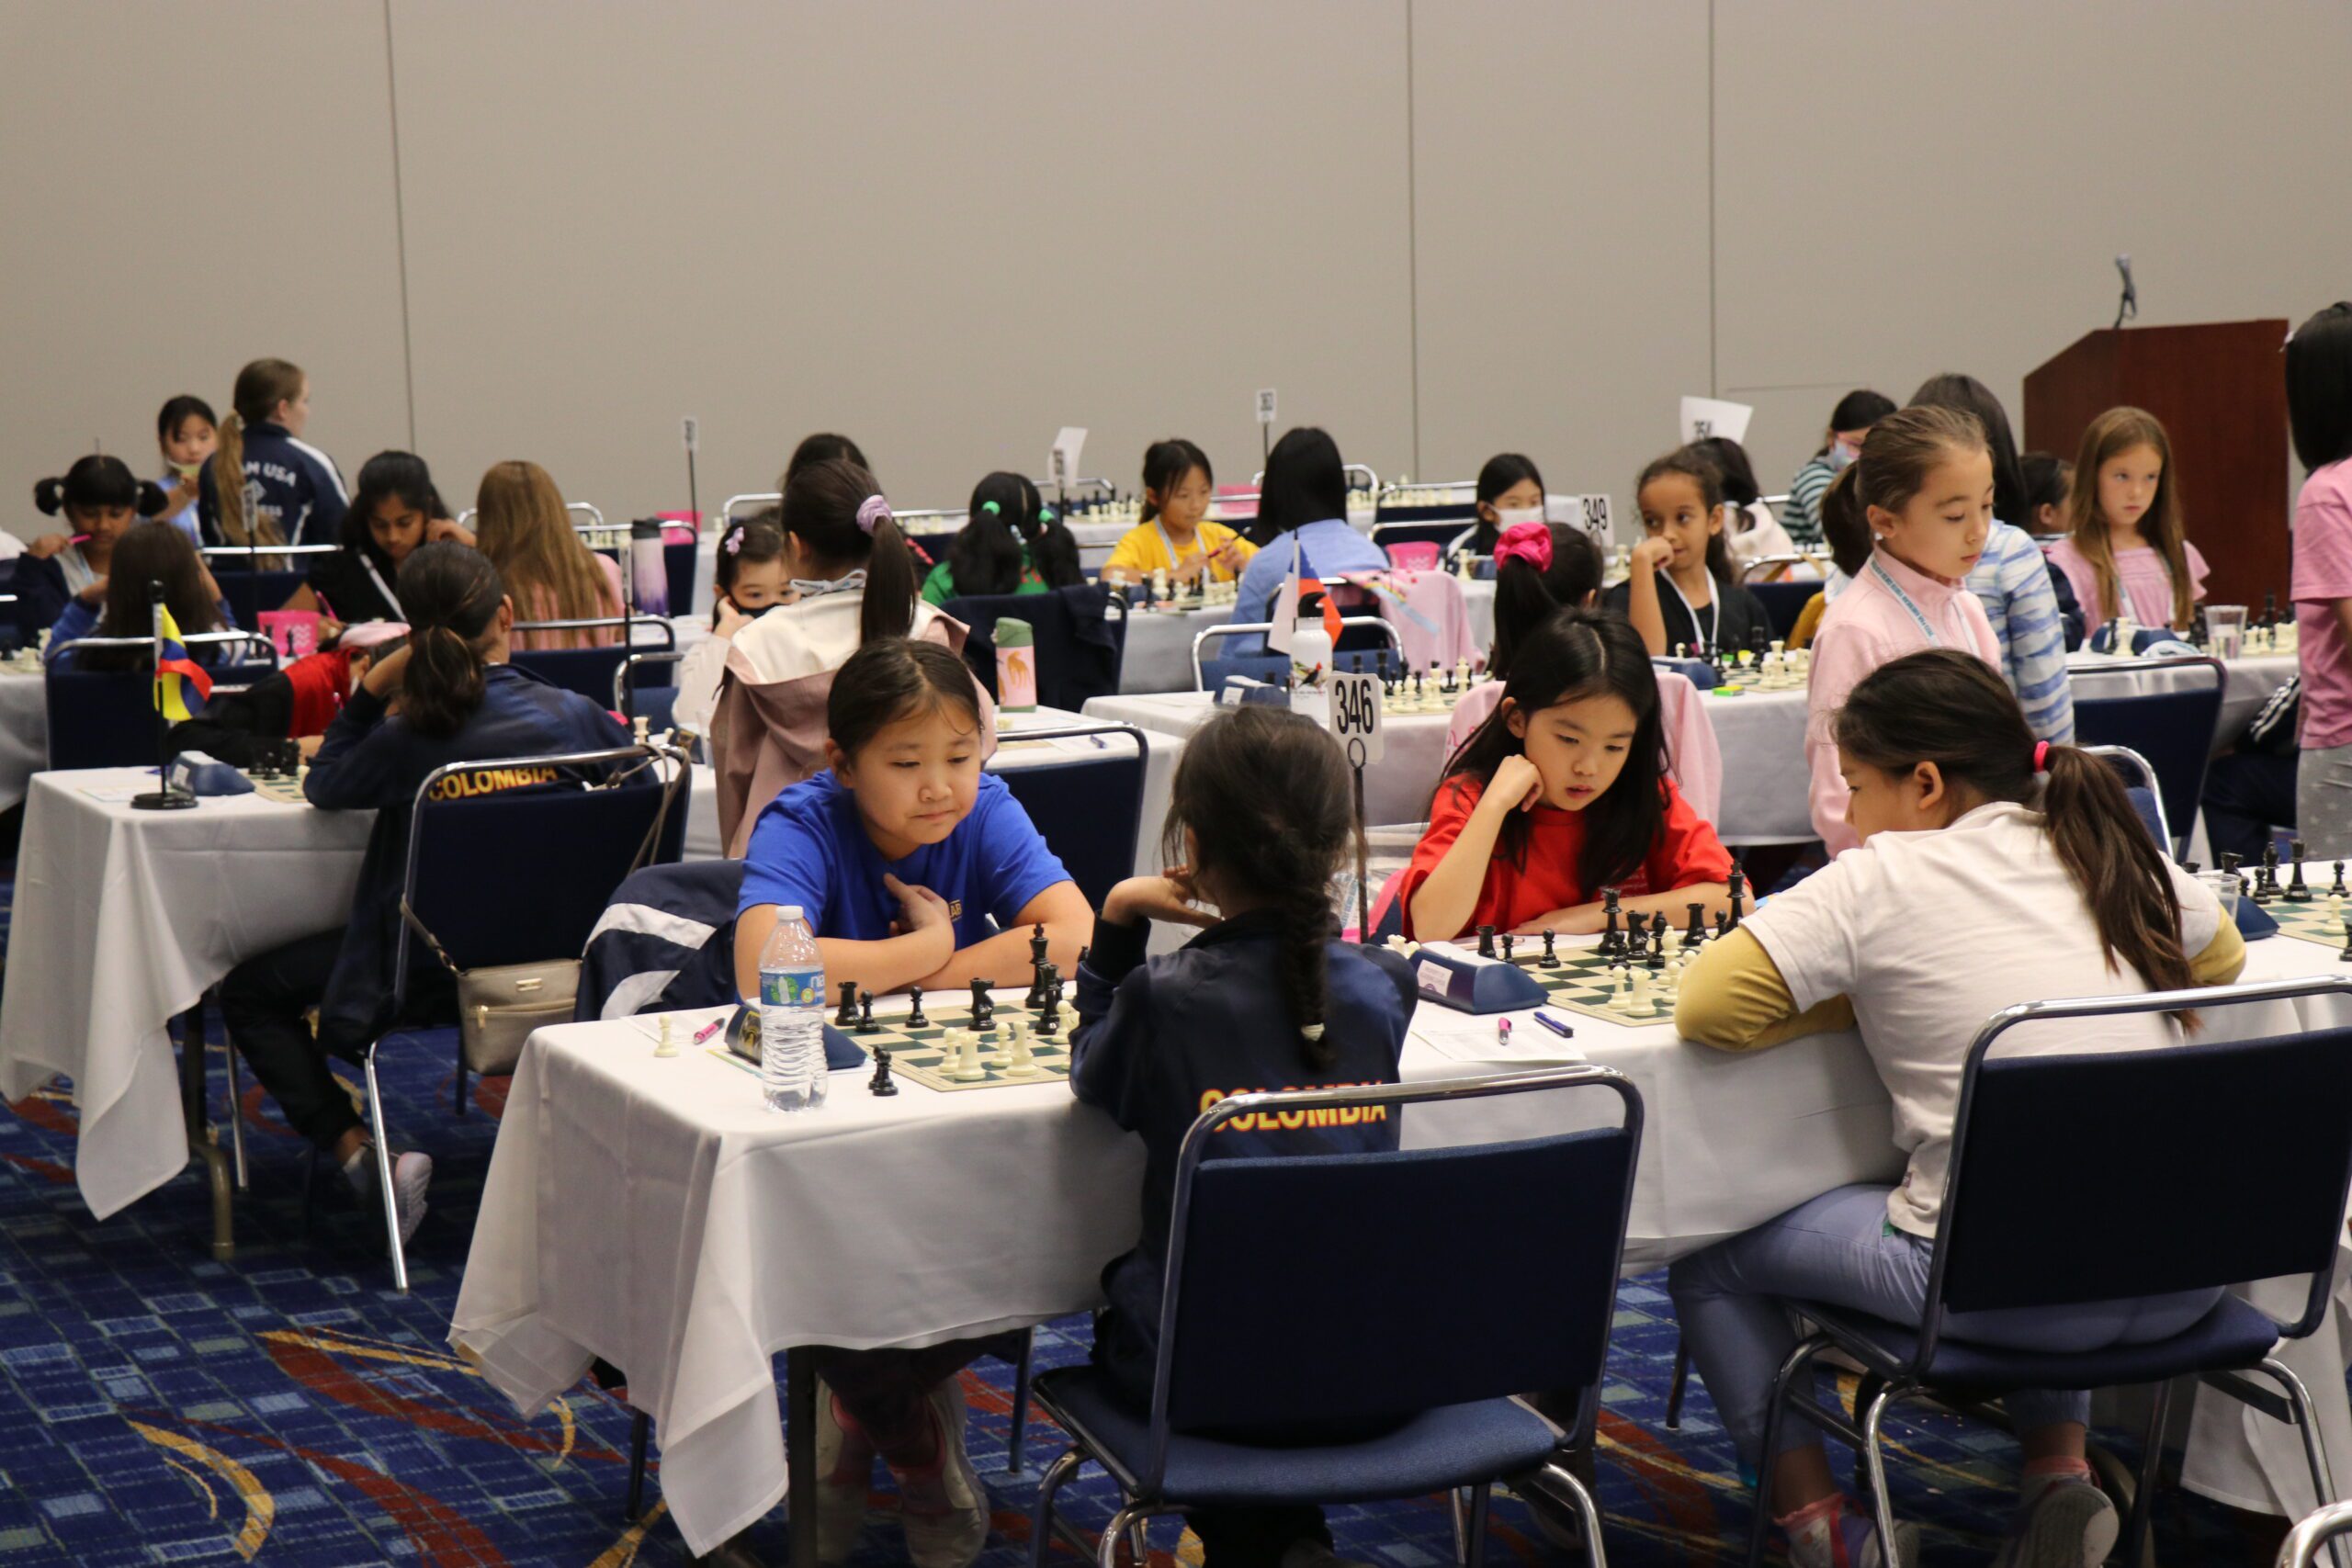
[{"left": 132, "top": 579, "right": 198, "bottom": 811}]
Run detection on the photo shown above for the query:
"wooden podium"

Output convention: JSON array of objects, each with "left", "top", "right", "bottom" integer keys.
[{"left": 2022, "top": 320, "right": 2290, "bottom": 610}]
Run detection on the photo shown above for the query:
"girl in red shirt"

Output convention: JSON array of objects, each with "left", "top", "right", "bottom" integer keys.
[{"left": 1403, "top": 609, "right": 1733, "bottom": 940}]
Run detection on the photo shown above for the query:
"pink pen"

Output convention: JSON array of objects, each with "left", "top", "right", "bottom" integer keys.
[{"left": 691, "top": 1015, "right": 727, "bottom": 1045}]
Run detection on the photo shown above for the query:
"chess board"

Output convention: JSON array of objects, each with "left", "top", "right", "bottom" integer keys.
[
  {"left": 2260, "top": 895, "right": 2349, "bottom": 953},
  {"left": 242, "top": 771, "right": 309, "bottom": 805},
  {"left": 1465, "top": 937, "right": 1702, "bottom": 1027},
  {"left": 843, "top": 1007, "right": 1077, "bottom": 1093}
]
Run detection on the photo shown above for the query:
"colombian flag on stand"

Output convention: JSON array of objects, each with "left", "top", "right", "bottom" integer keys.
[
  {"left": 153, "top": 607, "right": 212, "bottom": 722},
  {"left": 1266, "top": 536, "right": 1346, "bottom": 654}
]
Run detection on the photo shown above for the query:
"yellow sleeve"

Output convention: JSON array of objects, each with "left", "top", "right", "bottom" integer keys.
[
  {"left": 1102, "top": 526, "right": 1161, "bottom": 579},
  {"left": 1204, "top": 524, "right": 1257, "bottom": 581},
  {"left": 1674, "top": 927, "right": 1858, "bottom": 1052},
  {"left": 2188, "top": 912, "right": 2246, "bottom": 987},
  {"left": 1790, "top": 591, "right": 1827, "bottom": 649}
]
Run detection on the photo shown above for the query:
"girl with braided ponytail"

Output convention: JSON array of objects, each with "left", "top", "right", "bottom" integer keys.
[
  {"left": 1069, "top": 704, "right": 1417, "bottom": 1568},
  {"left": 1669, "top": 649, "right": 2243, "bottom": 1568}
]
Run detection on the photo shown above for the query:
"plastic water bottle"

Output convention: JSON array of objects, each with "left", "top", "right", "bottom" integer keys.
[{"left": 758, "top": 906, "right": 828, "bottom": 1112}]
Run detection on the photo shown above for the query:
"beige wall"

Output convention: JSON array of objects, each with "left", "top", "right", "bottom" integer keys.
[{"left": 6, "top": 1, "right": 2348, "bottom": 543}]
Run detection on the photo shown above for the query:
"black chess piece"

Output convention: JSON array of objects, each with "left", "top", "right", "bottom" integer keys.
[
  {"left": 1714, "top": 910, "right": 1731, "bottom": 940},
  {"left": 1035, "top": 979, "right": 1062, "bottom": 1038},
  {"left": 835, "top": 980, "right": 860, "bottom": 1028},
  {"left": 2288, "top": 840, "right": 2314, "bottom": 902},
  {"left": 2257, "top": 841, "right": 2280, "bottom": 905},
  {"left": 970, "top": 978, "right": 994, "bottom": 1029},
  {"left": 1685, "top": 901, "right": 1709, "bottom": 950},
  {"left": 855, "top": 989, "right": 877, "bottom": 1033},
  {"left": 1032, "top": 963, "right": 1059, "bottom": 1019},
  {"left": 1599, "top": 889, "right": 1623, "bottom": 962},
  {"left": 2335, "top": 863, "right": 2349, "bottom": 900},
  {"left": 1726, "top": 865, "right": 1747, "bottom": 929},
  {"left": 1476, "top": 924, "right": 1498, "bottom": 958},
  {"left": 1645, "top": 913, "right": 1668, "bottom": 971},
  {"left": 867, "top": 1045, "right": 899, "bottom": 1097},
  {"left": 1542, "top": 930, "right": 1558, "bottom": 966},
  {"left": 2340, "top": 912, "right": 2352, "bottom": 964},
  {"left": 1024, "top": 928, "right": 1053, "bottom": 1010},
  {"left": 1500, "top": 932, "right": 1516, "bottom": 964},
  {"left": 905, "top": 987, "right": 928, "bottom": 1029}
]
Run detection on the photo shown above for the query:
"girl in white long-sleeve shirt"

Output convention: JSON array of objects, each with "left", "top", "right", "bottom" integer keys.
[{"left": 673, "top": 516, "right": 788, "bottom": 745}]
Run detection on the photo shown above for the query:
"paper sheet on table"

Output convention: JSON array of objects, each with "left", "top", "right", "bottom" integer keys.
[
  {"left": 74, "top": 778, "right": 157, "bottom": 803},
  {"left": 1409, "top": 1008, "right": 1586, "bottom": 1067}
]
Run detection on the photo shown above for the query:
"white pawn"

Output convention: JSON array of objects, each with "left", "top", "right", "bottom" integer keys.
[
  {"left": 1607, "top": 971, "right": 1639, "bottom": 1015},
  {"left": 954, "top": 1029, "right": 986, "bottom": 1082},
  {"left": 654, "top": 1015, "right": 680, "bottom": 1058}
]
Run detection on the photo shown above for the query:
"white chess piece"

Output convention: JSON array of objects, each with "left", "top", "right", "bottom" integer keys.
[
  {"left": 654, "top": 1016, "right": 680, "bottom": 1058},
  {"left": 954, "top": 1029, "right": 986, "bottom": 1081},
  {"left": 1004, "top": 1020, "right": 1044, "bottom": 1077}
]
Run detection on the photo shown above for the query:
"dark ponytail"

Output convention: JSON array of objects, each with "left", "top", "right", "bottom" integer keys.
[
  {"left": 395, "top": 542, "right": 506, "bottom": 739},
  {"left": 1488, "top": 523, "right": 1601, "bottom": 680},
  {"left": 779, "top": 457, "right": 916, "bottom": 645},
  {"left": 34, "top": 455, "right": 165, "bottom": 521},
  {"left": 951, "top": 473, "right": 1034, "bottom": 597},
  {"left": 1835, "top": 649, "right": 2195, "bottom": 1020},
  {"left": 1163, "top": 705, "right": 1357, "bottom": 1069}
]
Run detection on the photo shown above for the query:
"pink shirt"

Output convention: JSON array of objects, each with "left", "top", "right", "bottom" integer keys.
[
  {"left": 1806, "top": 548, "right": 2001, "bottom": 855},
  {"left": 2293, "top": 459, "right": 2352, "bottom": 750},
  {"left": 2045, "top": 535, "right": 2210, "bottom": 638},
  {"left": 510, "top": 553, "right": 627, "bottom": 650}
]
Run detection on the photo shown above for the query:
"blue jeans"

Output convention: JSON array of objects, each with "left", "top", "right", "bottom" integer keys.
[{"left": 1668, "top": 1185, "right": 2224, "bottom": 1469}]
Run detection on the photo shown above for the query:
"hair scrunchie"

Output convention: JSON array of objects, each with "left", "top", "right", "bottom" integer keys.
[
  {"left": 1493, "top": 520, "right": 1553, "bottom": 572},
  {"left": 854, "top": 494, "right": 892, "bottom": 536},
  {"left": 980, "top": 501, "right": 1001, "bottom": 516},
  {"left": 1299, "top": 1021, "right": 1327, "bottom": 1042},
  {"left": 2033, "top": 740, "right": 2051, "bottom": 773}
]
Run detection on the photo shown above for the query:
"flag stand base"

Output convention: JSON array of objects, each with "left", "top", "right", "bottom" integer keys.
[{"left": 130, "top": 787, "right": 198, "bottom": 812}]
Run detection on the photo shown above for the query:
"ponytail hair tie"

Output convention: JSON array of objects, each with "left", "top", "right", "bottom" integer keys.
[
  {"left": 980, "top": 501, "right": 1001, "bottom": 516},
  {"left": 1039, "top": 506, "right": 1056, "bottom": 524},
  {"left": 721, "top": 525, "right": 744, "bottom": 556},
  {"left": 1299, "top": 1021, "right": 1326, "bottom": 1043},
  {"left": 1494, "top": 520, "right": 1553, "bottom": 572},
  {"left": 2033, "top": 740, "right": 2051, "bottom": 773},
  {"left": 854, "top": 494, "right": 892, "bottom": 536}
]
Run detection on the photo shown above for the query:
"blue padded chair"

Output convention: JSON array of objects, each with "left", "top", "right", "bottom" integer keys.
[
  {"left": 44, "top": 633, "right": 278, "bottom": 770},
  {"left": 1740, "top": 976, "right": 2352, "bottom": 1568},
  {"left": 1746, "top": 581, "right": 1818, "bottom": 642},
  {"left": 1030, "top": 1066, "right": 1642, "bottom": 1568},
  {"left": 2071, "top": 657, "right": 2224, "bottom": 858},
  {"left": 949, "top": 586, "right": 1128, "bottom": 710},
  {"left": 2081, "top": 743, "right": 2172, "bottom": 850},
  {"left": 375, "top": 743, "right": 688, "bottom": 1288},
  {"left": 611, "top": 651, "right": 684, "bottom": 740},
  {"left": 214, "top": 568, "right": 311, "bottom": 626},
  {"left": 510, "top": 617, "right": 677, "bottom": 706},
  {"left": 663, "top": 538, "right": 697, "bottom": 616},
  {"left": 1191, "top": 617, "right": 1402, "bottom": 692},
  {"left": 988, "top": 723, "right": 1148, "bottom": 909}
]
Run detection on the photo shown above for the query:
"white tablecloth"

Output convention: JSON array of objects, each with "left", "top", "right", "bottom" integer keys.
[
  {"left": 2067, "top": 649, "right": 2295, "bottom": 742},
  {"left": 0, "top": 769, "right": 372, "bottom": 1218},
  {"left": 0, "top": 668, "right": 49, "bottom": 813},
  {"left": 1114, "top": 583, "right": 1497, "bottom": 696},
  {"left": 451, "top": 932, "right": 2350, "bottom": 1554},
  {"left": 1085, "top": 691, "right": 1451, "bottom": 827}
]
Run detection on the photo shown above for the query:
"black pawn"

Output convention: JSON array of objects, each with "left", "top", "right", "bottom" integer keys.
[
  {"left": 867, "top": 1045, "right": 899, "bottom": 1097},
  {"left": 905, "top": 987, "right": 928, "bottom": 1029},
  {"left": 2335, "top": 862, "right": 2348, "bottom": 900},
  {"left": 1542, "top": 930, "right": 1558, "bottom": 966},
  {"left": 1500, "top": 932, "right": 1516, "bottom": 964},
  {"left": 2340, "top": 914, "right": 2352, "bottom": 964},
  {"left": 2287, "top": 840, "right": 2314, "bottom": 902},
  {"left": 1645, "top": 914, "right": 1668, "bottom": 971},
  {"left": 855, "top": 989, "right": 877, "bottom": 1033},
  {"left": 1726, "top": 866, "right": 1747, "bottom": 930},
  {"left": 1476, "top": 923, "right": 1498, "bottom": 959},
  {"left": 1685, "top": 901, "right": 1708, "bottom": 950},
  {"left": 835, "top": 979, "right": 860, "bottom": 1028},
  {"left": 1714, "top": 911, "right": 1731, "bottom": 940},
  {"left": 2256, "top": 842, "right": 2280, "bottom": 905}
]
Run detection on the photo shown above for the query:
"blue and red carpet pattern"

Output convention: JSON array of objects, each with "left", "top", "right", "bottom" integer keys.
[{"left": 0, "top": 874, "right": 2306, "bottom": 1564}]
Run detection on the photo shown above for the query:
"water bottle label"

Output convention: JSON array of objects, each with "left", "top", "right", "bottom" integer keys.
[{"left": 761, "top": 967, "right": 825, "bottom": 1009}]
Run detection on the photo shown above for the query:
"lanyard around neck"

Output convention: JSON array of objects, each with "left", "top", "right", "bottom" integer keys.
[
  {"left": 1660, "top": 569, "right": 1718, "bottom": 650},
  {"left": 1866, "top": 553, "right": 1939, "bottom": 644}
]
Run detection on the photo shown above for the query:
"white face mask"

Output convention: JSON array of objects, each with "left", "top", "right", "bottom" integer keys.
[
  {"left": 1494, "top": 506, "right": 1545, "bottom": 529},
  {"left": 1827, "top": 439, "right": 1860, "bottom": 471}
]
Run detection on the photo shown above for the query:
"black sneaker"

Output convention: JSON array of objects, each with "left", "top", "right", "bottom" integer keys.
[{"left": 344, "top": 1143, "right": 432, "bottom": 1247}]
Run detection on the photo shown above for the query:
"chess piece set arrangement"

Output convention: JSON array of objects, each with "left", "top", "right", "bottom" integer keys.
[
  {"left": 1381, "top": 656, "right": 1486, "bottom": 715},
  {"left": 1385, "top": 871, "right": 1748, "bottom": 1024},
  {"left": 1704, "top": 638, "right": 1810, "bottom": 693},
  {"left": 1134, "top": 568, "right": 1240, "bottom": 611},
  {"left": 2222, "top": 840, "right": 2352, "bottom": 960},
  {"left": 854, "top": 926, "right": 1078, "bottom": 1094}
]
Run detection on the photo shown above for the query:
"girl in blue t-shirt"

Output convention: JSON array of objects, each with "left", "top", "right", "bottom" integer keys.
[{"left": 732, "top": 637, "right": 1091, "bottom": 1001}]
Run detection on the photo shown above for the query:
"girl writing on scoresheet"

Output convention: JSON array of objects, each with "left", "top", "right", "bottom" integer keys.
[
  {"left": 1671, "top": 650, "right": 2242, "bottom": 1568},
  {"left": 1102, "top": 438, "right": 1254, "bottom": 588}
]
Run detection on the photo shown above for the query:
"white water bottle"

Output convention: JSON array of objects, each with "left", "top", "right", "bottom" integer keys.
[{"left": 758, "top": 906, "right": 828, "bottom": 1112}]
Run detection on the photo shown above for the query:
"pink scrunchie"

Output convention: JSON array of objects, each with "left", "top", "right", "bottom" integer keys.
[
  {"left": 855, "top": 494, "right": 892, "bottom": 536},
  {"left": 1493, "top": 520, "right": 1553, "bottom": 572},
  {"left": 2033, "top": 740, "right": 2051, "bottom": 773}
]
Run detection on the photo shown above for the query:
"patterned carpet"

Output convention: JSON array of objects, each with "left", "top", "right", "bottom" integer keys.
[{"left": 0, "top": 871, "right": 2308, "bottom": 1565}]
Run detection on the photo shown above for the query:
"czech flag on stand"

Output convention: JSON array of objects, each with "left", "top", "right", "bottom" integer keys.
[
  {"left": 153, "top": 607, "right": 213, "bottom": 722},
  {"left": 1266, "top": 536, "right": 1346, "bottom": 655}
]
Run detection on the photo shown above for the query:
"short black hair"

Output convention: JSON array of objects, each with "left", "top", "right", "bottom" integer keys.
[
  {"left": 157, "top": 395, "right": 217, "bottom": 445},
  {"left": 2289, "top": 304, "right": 2352, "bottom": 472},
  {"left": 1828, "top": 389, "right": 1896, "bottom": 434},
  {"left": 1248, "top": 427, "right": 1347, "bottom": 546}
]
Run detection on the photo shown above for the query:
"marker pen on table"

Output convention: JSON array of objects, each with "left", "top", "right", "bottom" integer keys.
[{"left": 1532, "top": 1011, "right": 1576, "bottom": 1040}]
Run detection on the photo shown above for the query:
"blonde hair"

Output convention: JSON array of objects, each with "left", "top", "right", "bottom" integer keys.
[
  {"left": 473, "top": 460, "right": 616, "bottom": 648},
  {"left": 2064, "top": 406, "right": 2191, "bottom": 629},
  {"left": 206, "top": 357, "right": 307, "bottom": 551}
]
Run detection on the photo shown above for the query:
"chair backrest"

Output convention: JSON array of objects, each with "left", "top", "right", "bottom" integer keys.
[
  {"left": 2070, "top": 658, "right": 2223, "bottom": 847},
  {"left": 1924, "top": 978, "right": 2352, "bottom": 1367},
  {"left": 1369, "top": 520, "right": 1474, "bottom": 550},
  {"left": 399, "top": 747, "right": 685, "bottom": 997},
  {"left": 663, "top": 538, "right": 697, "bottom": 615},
  {"left": 45, "top": 667, "right": 163, "bottom": 769},
  {"left": 215, "top": 569, "right": 311, "bottom": 626},
  {"left": 1144, "top": 1068, "right": 1641, "bottom": 1484},
  {"left": 510, "top": 617, "right": 675, "bottom": 705},
  {"left": 2080, "top": 743, "right": 2172, "bottom": 851},
  {"left": 948, "top": 586, "right": 1125, "bottom": 710},
  {"left": 1190, "top": 616, "right": 1399, "bottom": 691},
  {"left": 988, "top": 723, "right": 1148, "bottom": 908},
  {"left": 1747, "top": 580, "right": 1818, "bottom": 641}
]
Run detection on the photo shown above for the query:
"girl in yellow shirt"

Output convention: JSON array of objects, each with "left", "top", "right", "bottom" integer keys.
[{"left": 1102, "top": 438, "right": 1255, "bottom": 587}]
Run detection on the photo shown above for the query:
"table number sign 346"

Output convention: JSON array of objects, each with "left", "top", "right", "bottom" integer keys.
[{"left": 1327, "top": 671, "right": 1385, "bottom": 768}]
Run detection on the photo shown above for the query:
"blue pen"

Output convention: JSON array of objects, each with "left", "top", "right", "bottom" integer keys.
[{"left": 1532, "top": 1010, "right": 1576, "bottom": 1040}]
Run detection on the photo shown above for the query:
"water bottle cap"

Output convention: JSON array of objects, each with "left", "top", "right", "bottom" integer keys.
[{"left": 779, "top": 905, "right": 804, "bottom": 921}]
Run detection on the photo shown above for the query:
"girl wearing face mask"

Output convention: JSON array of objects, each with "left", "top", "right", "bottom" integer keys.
[
  {"left": 1784, "top": 389, "right": 1896, "bottom": 551},
  {"left": 1463, "top": 452, "right": 1547, "bottom": 559},
  {"left": 1804, "top": 405, "right": 2003, "bottom": 854}
]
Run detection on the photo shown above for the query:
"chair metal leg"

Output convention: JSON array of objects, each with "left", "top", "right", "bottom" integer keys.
[
  {"left": 1665, "top": 1337, "right": 1690, "bottom": 1430},
  {"left": 1463, "top": 1482, "right": 1491, "bottom": 1568},
  {"left": 1028, "top": 1445, "right": 1086, "bottom": 1568},
  {"left": 1745, "top": 1335, "right": 1829, "bottom": 1568},
  {"left": 220, "top": 1029, "right": 249, "bottom": 1191},
  {"left": 2262, "top": 1358, "right": 2347, "bottom": 1568},
  {"left": 1005, "top": 1328, "right": 1035, "bottom": 1476},
  {"left": 1097, "top": 1506, "right": 1148, "bottom": 1568},
  {"left": 1857, "top": 1384, "right": 1905, "bottom": 1568},
  {"left": 2118, "top": 1377, "right": 2172, "bottom": 1568},
  {"left": 361, "top": 1055, "right": 407, "bottom": 1292},
  {"left": 1127, "top": 1517, "right": 1149, "bottom": 1567},
  {"left": 1448, "top": 1487, "right": 1469, "bottom": 1563},
  {"left": 625, "top": 1408, "right": 650, "bottom": 1523},
  {"left": 1532, "top": 1460, "right": 1608, "bottom": 1565}
]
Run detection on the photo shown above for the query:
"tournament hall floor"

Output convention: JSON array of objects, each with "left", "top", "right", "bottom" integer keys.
[{"left": 0, "top": 870, "right": 2311, "bottom": 1565}]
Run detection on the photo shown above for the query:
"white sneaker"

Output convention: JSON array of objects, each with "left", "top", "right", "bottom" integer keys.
[
  {"left": 814, "top": 1380, "right": 876, "bottom": 1564},
  {"left": 344, "top": 1144, "right": 431, "bottom": 1247},
  {"left": 888, "top": 1377, "right": 989, "bottom": 1568},
  {"left": 1991, "top": 1476, "right": 2118, "bottom": 1568}
]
